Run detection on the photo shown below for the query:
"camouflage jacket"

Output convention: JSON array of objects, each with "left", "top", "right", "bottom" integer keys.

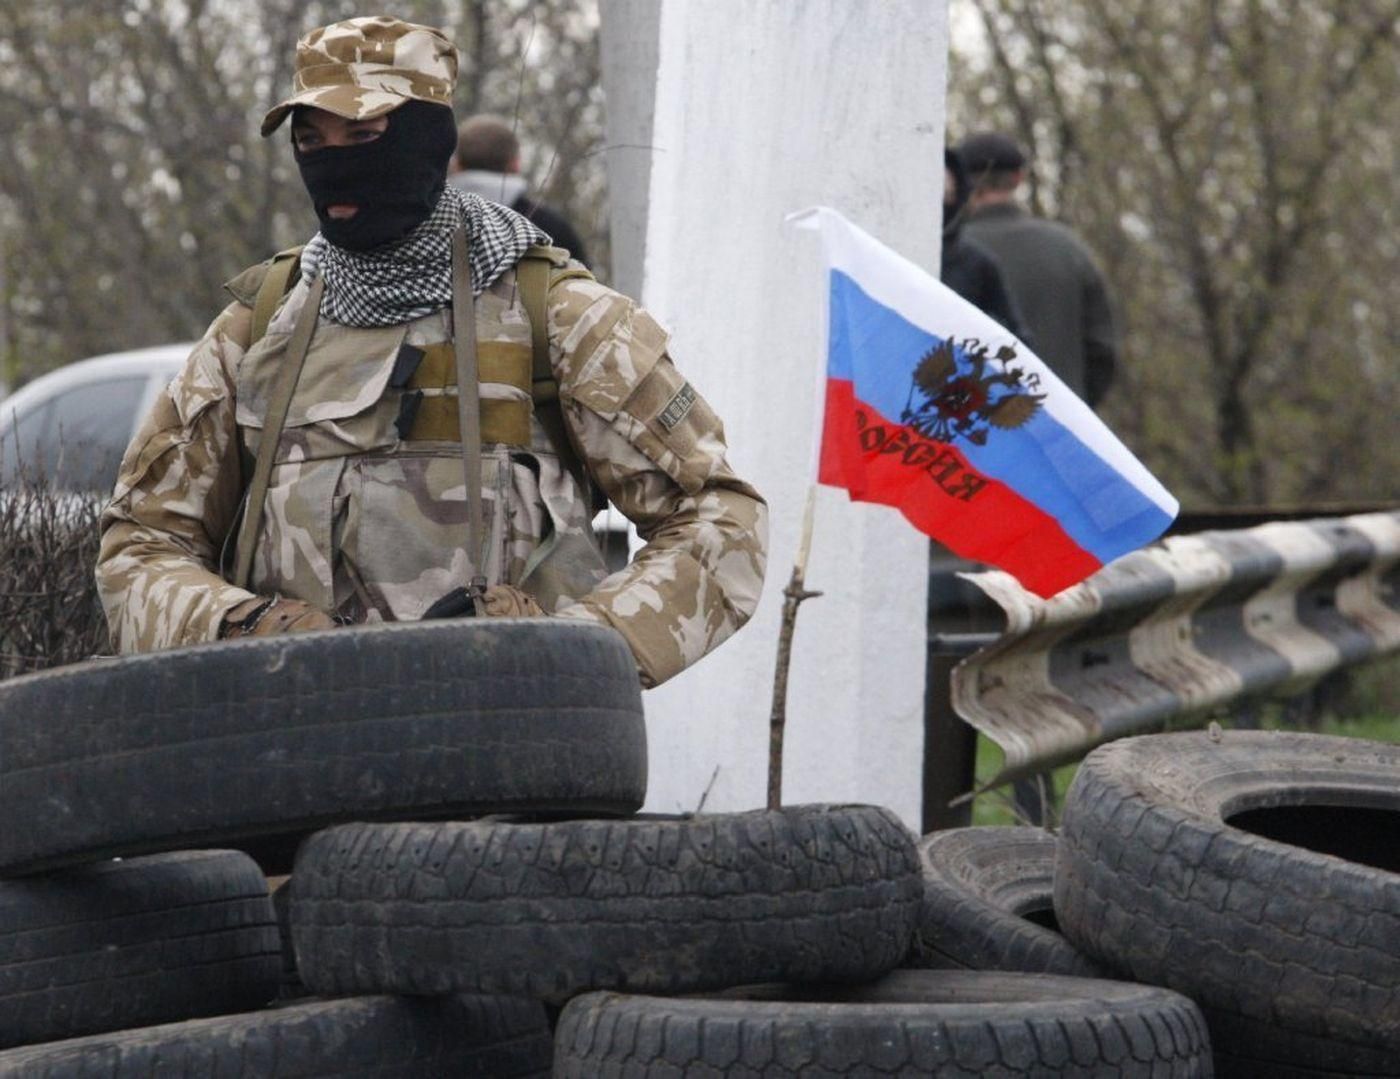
[{"left": 97, "top": 254, "right": 768, "bottom": 687}]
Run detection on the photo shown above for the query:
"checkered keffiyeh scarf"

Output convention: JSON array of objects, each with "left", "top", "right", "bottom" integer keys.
[{"left": 300, "top": 186, "right": 551, "bottom": 328}]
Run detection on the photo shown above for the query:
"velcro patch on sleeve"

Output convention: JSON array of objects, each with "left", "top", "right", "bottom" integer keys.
[{"left": 657, "top": 383, "right": 697, "bottom": 431}]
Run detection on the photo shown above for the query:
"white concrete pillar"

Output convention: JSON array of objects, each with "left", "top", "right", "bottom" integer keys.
[
  {"left": 601, "top": 0, "right": 949, "bottom": 829},
  {"left": 597, "top": 0, "right": 661, "bottom": 299}
]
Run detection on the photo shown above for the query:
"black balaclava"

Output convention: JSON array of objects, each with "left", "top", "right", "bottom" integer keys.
[{"left": 294, "top": 100, "right": 458, "bottom": 251}]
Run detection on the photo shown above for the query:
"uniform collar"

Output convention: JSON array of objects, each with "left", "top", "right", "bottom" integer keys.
[{"left": 966, "top": 202, "right": 1026, "bottom": 222}]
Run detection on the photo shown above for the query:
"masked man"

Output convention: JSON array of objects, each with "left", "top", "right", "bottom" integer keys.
[{"left": 96, "top": 16, "right": 768, "bottom": 688}]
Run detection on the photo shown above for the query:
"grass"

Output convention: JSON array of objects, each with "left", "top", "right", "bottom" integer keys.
[
  {"left": 970, "top": 743, "right": 1077, "bottom": 828},
  {"left": 969, "top": 657, "right": 1400, "bottom": 828}
]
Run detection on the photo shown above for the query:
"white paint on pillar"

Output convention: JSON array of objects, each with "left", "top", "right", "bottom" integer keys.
[
  {"left": 597, "top": 0, "right": 660, "bottom": 300},
  {"left": 601, "top": 0, "right": 949, "bottom": 829}
]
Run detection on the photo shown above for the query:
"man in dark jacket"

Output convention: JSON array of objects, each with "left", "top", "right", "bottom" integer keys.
[
  {"left": 956, "top": 131, "right": 1118, "bottom": 408},
  {"left": 941, "top": 148, "right": 1027, "bottom": 341},
  {"left": 449, "top": 115, "right": 589, "bottom": 267}
]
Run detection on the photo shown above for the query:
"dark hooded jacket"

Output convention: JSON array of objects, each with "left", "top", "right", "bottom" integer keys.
[{"left": 941, "top": 148, "right": 1028, "bottom": 342}]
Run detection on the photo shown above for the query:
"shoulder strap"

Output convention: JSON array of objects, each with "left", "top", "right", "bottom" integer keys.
[
  {"left": 250, "top": 246, "right": 305, "bottom": 346},
  {"left": 232, "top": 274, "right": 323, "bottom": 590},
  {"left": 451, "top": 227, "right": 488, "bottom": 604},
  {"left": 518, "top": 246, "right": 605, "bottom": 512}
]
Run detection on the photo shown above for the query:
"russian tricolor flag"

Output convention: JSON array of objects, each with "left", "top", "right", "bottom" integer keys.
[{"left": 792, "top": 206, "right": 1177, "bottom": 598}]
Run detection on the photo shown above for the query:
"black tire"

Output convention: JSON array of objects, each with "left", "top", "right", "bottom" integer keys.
[
  {"left": 0, "top": 619, "right": 646, "bottom": 876},
  {"left": 907, "top": 826, "right": 1105, "bottom": 976},
  {"left": 908, "top": 821, "right": 1400, "bottom": 1079},
  {"left": 553, "top": 969, "right": 1214, "bottom": 1077},
  {"left": 0, "top": 994, "right": 551, "bottom": 1077},
  {"left": 1054, "top": 730, "right": 1400, "bottom": 1067},
  {"left": 289, "top": 804, "right": 922, "bottom": 1000},
  {"left": 0, "top": 850, "right": 280, "bottom": 1050},
  {"left": 1201, "top": 1008, "right": 1400, "bottom": 1077},
  {"left": 268, "top": 878, "right": 310, "bottom": 1002},
  {"left": 1209, "top": 1057, "right": 1351, "bottom": 1079}
]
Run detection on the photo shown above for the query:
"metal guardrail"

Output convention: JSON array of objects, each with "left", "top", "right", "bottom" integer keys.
[{"left": 949, "top": 511, "right": 1400, "bottom": 792}]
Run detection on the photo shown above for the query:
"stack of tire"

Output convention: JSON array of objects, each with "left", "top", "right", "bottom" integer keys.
[
  {"left": 0, "top": 620, "right": 1216, "bottom": 1077},
  {"left": 907, "top": 730, "right": 1400, "bottom": 1078},
  {"left": 0, "top": 621, "right": 644, "bottom": 1074}
]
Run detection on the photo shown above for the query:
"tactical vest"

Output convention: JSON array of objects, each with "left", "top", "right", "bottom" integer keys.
[{"left": 223, "top": 248, "right": 610, "bottom": 623}]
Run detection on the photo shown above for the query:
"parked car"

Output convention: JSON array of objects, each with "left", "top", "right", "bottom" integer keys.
[{"left": 0, "top": 344, "right": 190, "bottom": 494}]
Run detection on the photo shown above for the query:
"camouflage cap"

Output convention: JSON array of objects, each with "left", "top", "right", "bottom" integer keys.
[{"left": 261, "top": 15, "right": 458, "bottom": 138}]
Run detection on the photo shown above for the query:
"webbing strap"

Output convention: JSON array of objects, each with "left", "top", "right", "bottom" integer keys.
[
  {"left": 403, "top": 395, "right": 532, "bottom": 447},
  {"left": 517, "top": 251, "right": 599, "bottom": 508},
  {"left": 517, "top": 254, "right": 552, "bottom": 390},
  {"left": 250, "top": 250, "right": 301, "bottom": 344},
  {"left": 451, "top": 228, "right": 488, "bottom": 603},
  {"left": 233, "top": 274, "right": 324, "bottom": 590}
]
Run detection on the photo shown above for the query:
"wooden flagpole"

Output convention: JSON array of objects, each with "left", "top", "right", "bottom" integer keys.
[{"left": 767, "top": 484, "right": 823, "bottom": 809}]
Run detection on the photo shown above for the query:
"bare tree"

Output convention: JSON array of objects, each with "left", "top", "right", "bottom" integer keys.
[
  {"left": 0, "top": 480, "right": 108, "bottom": 677},
  {"left": 0, "top": 0, "right": 606, "bottom": 386},
  {"left": 953, "top": 0, "right": 1400, "bottom": 504}
]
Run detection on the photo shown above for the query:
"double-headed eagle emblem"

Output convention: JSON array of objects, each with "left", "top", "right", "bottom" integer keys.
[{"left": 900, "top": 336, "right": 1043, "bottom": 445}]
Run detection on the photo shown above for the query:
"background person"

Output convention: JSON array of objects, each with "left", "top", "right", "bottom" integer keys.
[
  {"left": 956, "top": 130, "right": 1118, "bottom": 408},
  {"left": 941, "top": 147, "right": 1027, "bottom": 340},
  {"left": 450, "top": 114, "right": 590, "bottom": 267}
]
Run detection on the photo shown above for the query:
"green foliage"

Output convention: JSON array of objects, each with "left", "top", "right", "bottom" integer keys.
[
  {"left": 1353, "top": 656, "right": 1400, "bottom": 716},
  {"left": 970, "top": 742, "right": 1077, "bottom": 828}
]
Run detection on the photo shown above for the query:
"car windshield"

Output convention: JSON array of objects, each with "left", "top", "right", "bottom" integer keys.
[{"left": 0, "top": 376, "right": 148, "bottom": 492}]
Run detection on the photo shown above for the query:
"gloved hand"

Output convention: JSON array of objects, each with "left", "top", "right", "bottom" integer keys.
[
  {"left": 220, "top": 596, "right": 338, "bottom": 639},
  {"left": 478, "top": 584, "right": 546, "bottom": 618}
]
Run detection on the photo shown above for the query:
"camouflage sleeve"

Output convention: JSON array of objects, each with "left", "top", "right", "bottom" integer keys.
[
  {"left": 96, "top": 304, "right": 258, "bottom": 652},
  {"left": 547, "top": 279, "right": 769, "bottom": 687}
]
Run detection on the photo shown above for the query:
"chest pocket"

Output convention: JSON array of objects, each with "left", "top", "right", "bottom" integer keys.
[
  {"left": 236, "top": 321, "right": 407, "bottom": 460},
  {"left": 390, "top": 340, "right": 534, "bottom": 449}
]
